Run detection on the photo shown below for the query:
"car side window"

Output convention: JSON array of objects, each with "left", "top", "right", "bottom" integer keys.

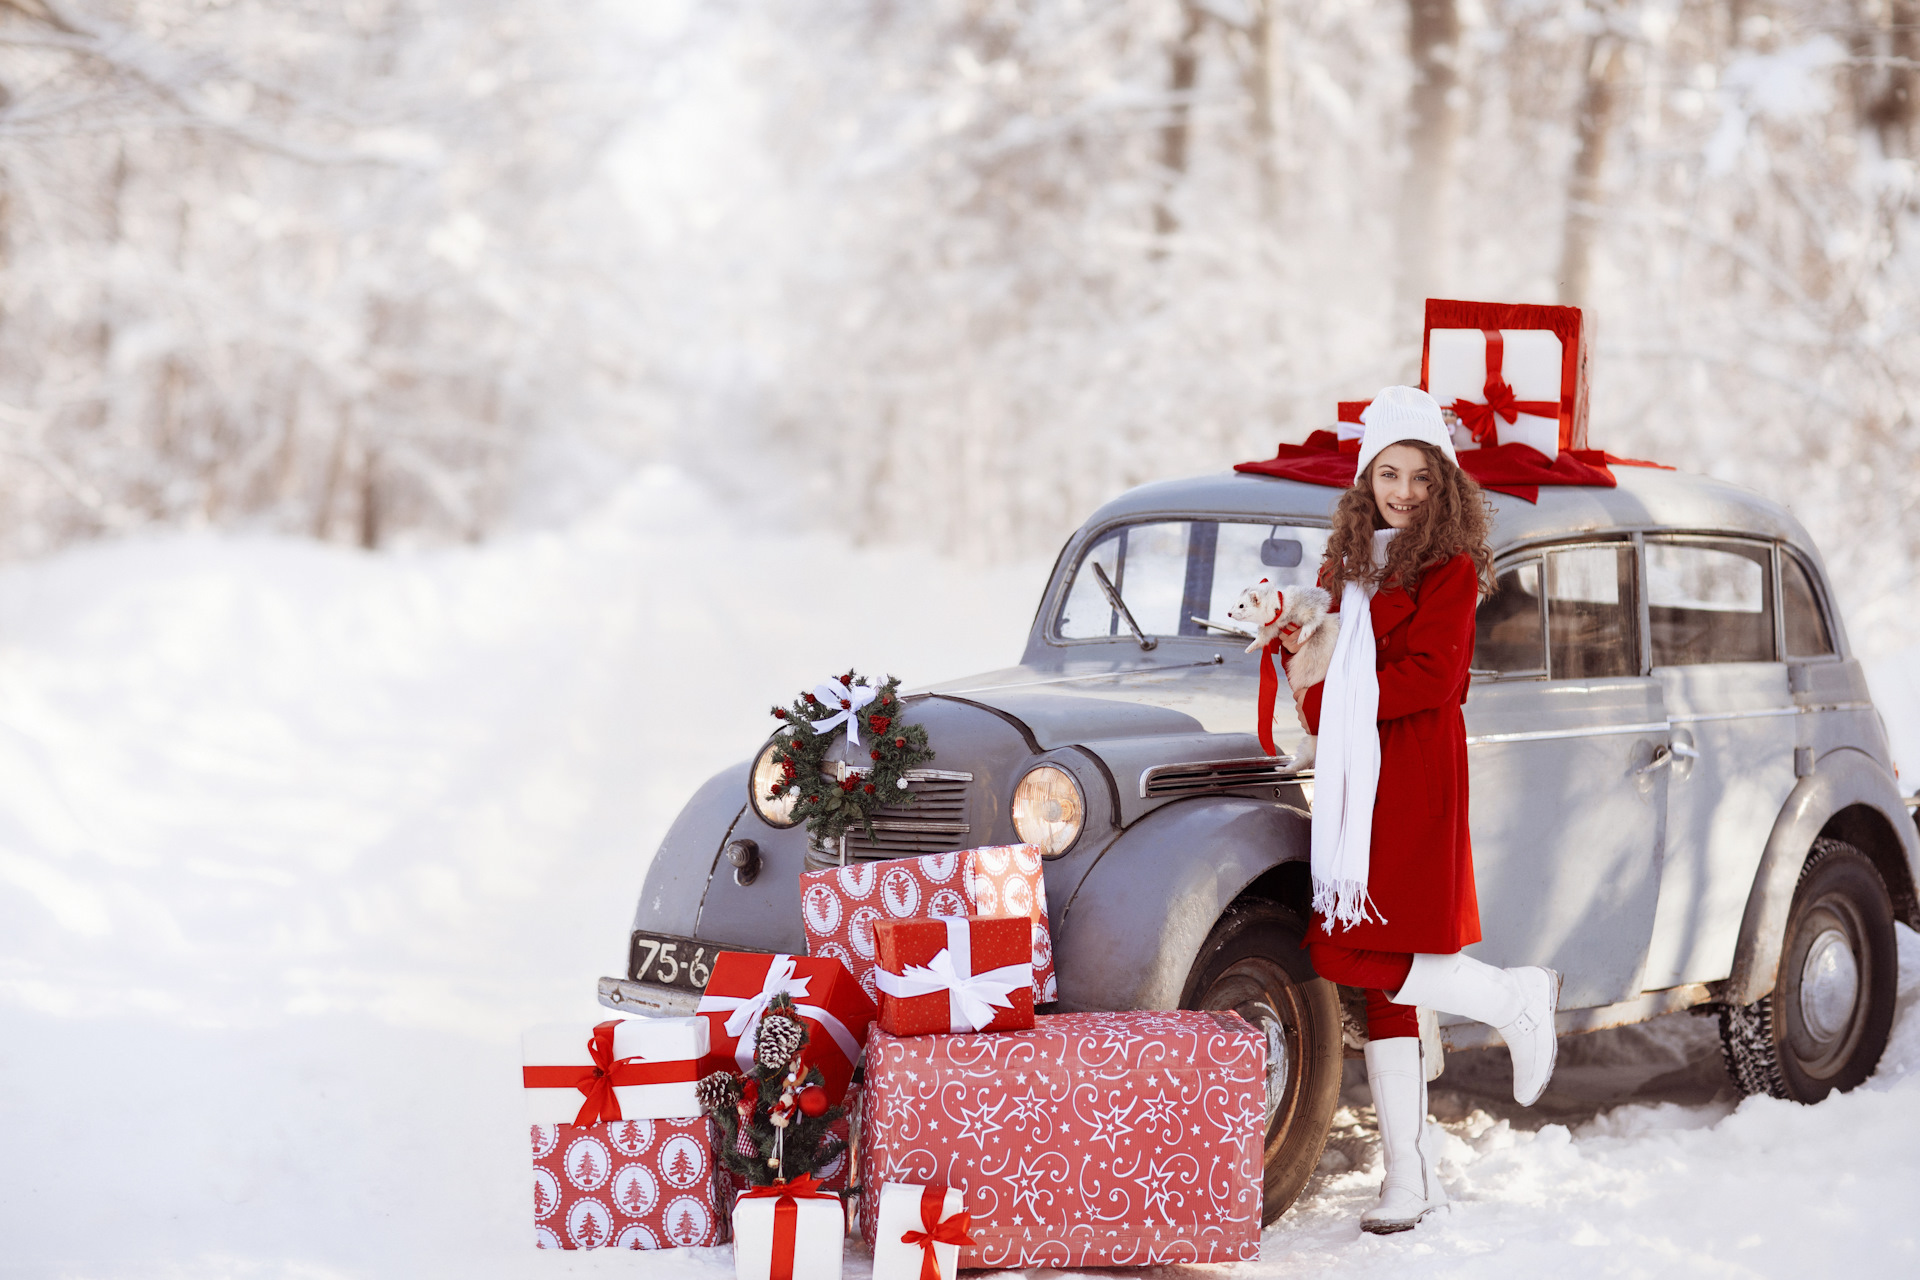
[
  {"left": 1646, "top": 539, "right": 1775, "bottom": 666},
  {"left": 1780, "top": 551, "right": 1836, "bottom": 658},
  {"left": 1546, "top": 544, "right": 1638, "bottom": 679},
  {"left": 1473, "top": 559, "right": 1546, "bottom": 676}
]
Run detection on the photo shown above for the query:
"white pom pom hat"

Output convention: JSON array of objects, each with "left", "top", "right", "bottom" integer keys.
[{"left": 1356, "top": 385, "right": 1458, "bottom": 476}]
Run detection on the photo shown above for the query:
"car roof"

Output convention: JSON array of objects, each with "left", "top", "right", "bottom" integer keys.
[{"left": 1081, "top": 464, "right": 1824, "bottom": 563}]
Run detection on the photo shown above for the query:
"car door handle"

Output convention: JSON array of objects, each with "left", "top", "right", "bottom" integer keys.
[{"left": 1635, "top": 745, "right": 1675, "bottom": 777}]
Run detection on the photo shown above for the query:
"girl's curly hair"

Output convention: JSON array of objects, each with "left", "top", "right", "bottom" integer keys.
[{"left": 1323, "top": 441, "right": 1496, "bottom": 599}]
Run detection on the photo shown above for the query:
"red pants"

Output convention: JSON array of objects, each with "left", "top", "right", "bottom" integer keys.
[{"left": 1308, "top": 942, "right": 1419, "bottom": 1040}]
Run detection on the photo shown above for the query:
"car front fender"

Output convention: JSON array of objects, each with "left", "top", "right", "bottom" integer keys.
[
  {"left": 1726, "top": 746, "right": 1920, "bottom": 1006},
  {"left": 1050, "top": 797, "right": 1310, "bottom": 1013}
]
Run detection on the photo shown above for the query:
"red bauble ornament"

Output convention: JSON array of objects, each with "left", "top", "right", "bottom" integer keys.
[
  {"left": 894, "top": 737, "right": 906, "bottom": 748},
  {"left": 797, "top": 1085, "right": 829, "bottom": 1118}
]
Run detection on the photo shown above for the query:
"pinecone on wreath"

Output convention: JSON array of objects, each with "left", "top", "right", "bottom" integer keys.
[{"left": 696, "top": 994, "right": 846, "bottom": 1188}]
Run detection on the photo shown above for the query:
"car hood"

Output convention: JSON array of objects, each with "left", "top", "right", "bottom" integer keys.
[{"left": 919, "top": 659, "right": 1303, "bottom": 820}]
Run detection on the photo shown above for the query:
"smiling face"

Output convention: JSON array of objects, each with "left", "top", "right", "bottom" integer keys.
[{"left": 1368, "top": 442, "right": 1437, "bottom": 530}]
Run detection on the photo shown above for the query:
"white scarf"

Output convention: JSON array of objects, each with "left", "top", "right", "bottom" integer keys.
[{"left": 1310, "top": 528, "right": 1397, "bottom": 931}]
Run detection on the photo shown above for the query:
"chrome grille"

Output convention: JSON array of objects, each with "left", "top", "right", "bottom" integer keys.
[
  {"left": 806, "top": 769, "right": 974, "bottom": 868},
  {"left": 1139, "top": 756, "right": 1300, "bottom": 799}
]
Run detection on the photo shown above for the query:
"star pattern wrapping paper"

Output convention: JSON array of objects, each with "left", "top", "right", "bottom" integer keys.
[
  {"left": 530, "top": 1117, "right": 724, "bottom": 1250},
  {"left": 799, "top": 844, "right": 1057, "bottom": 1007},
  {"left": 858, "top": 1010, "right": 1266, "bottom": 1268}
]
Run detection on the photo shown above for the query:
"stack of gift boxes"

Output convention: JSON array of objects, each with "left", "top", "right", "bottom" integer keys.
[{"left": 521, "top": 841, "right": 1268, "bottom": 1274}]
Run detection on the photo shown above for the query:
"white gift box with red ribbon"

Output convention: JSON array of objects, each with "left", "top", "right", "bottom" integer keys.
[
  {"left": 1427, "top": 327, "right": 1565, "bottom": 459},
  {"left": 521, "top": 1017, "right": 709, "bottom": 1125},
  {"left": 732, "top": 1178, "right": 845, "bottom": 1280},
  {"left": 871, "top": 1183, "right": 972, "bottom": 1280}
]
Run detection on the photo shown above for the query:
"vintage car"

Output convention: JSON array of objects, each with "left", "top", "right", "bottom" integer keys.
[{"left": 598, "top": 462, "right": 1919, "bottom": 1223}]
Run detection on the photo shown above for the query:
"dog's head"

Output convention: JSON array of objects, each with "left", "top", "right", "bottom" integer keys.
[{"left": 1227, "top": 578, "right": 1285, "bottom": 630}]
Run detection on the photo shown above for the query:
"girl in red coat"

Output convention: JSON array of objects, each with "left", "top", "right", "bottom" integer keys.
[{"left": 1283, "top": 386, "right": 1561, "bottom": 1235}]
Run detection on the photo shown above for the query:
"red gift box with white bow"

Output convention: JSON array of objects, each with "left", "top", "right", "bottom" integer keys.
[
  {"left": 798, "top": 844, "right": 1056, "bottom": 1008},
  {"left": 860, "top": 1010, "right": 1266, "bottom": 1269},
  {"left": 873, "top": 915, "right": 1034, "bottom": 1036},
  {"left": 693, "top": 952, "right": 876, "bottom": 1106},
  {"left": 530, "top": 1117, "right": 724, "bottom": 1251}
]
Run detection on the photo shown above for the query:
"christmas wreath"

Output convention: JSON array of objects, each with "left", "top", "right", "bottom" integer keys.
[
  {"left": 767, "top": 670, "right": 935, "bottom": 845},
  {"left": 695, "top": 995, "right": 846, "bottom": 1187}
]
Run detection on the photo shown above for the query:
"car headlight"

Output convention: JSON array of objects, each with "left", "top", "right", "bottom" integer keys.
[
  {"left": 1011, "top": 764, "right": 1084, "bottom": 857},
  {"left": 750, "top": 737, "right": 801, "bottom": 828}
]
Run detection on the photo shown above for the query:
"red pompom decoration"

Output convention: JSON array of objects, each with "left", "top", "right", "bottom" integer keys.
[
  {"left": 863, "top": 783, "right": 876, "bottom": 794},
  {"left": 798, "top": 1086, "right": 829, "bottom": 1118}
]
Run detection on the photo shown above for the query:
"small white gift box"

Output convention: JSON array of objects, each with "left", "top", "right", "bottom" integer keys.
[
  {"left": 520, "top": 1016, "right": 708, "bottom": 1125},
  {"left": 1427, "top": 326, "right": 1566, "bottom": 459},
  {"left": 871, "top": 1183, "right": 971, "bottom": 1280},
  {"left": 732, "top": 1182, "right": 845, "bottom": 1280}
]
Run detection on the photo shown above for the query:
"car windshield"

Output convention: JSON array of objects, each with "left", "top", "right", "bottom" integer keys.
[{"left": 1057, "top": 520, "right": 1332, "bottom": 641}]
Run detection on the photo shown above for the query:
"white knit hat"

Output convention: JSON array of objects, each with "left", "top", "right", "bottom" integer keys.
[{"left": 1356, "top": 385, "right": 1458, "bottom": 475}]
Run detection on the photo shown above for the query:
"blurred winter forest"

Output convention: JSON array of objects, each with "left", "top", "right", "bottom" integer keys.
[{"left": 7, "top": 0, "right": 1920, "bottom": 652}]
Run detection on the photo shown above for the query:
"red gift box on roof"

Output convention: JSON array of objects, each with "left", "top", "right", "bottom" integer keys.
[
  {"left": 1421, "top": 297, "right": 1589, "bottom": 458},
  {"left": 694, "top": 952, "right": 876, "bottom": 1107}
]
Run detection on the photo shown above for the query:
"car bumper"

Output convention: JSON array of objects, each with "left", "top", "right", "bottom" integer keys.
[{"left": 597, "top": 974, "right": 700, "bottom": 1016}]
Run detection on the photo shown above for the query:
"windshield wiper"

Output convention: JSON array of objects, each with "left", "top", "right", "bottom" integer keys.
[
  {"left": 1092, "top": 562, "right": 1157, "bottom": 651},
  {"left": 1190, "top": 615, "right": 1253, "bottom": 641}
]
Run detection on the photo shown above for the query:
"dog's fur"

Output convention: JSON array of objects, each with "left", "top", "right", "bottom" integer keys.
[{"left": 1227, "top": 579, "right": 1338, "bottom": 767}]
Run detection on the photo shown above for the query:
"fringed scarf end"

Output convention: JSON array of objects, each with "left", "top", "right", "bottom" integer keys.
[{"left": 1311, "top": 876, "right": 1388, "bottom": 932}]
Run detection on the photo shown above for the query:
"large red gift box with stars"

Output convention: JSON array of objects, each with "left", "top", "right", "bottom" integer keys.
[
  {"left": 799, "top": 844, "right": 1057, "bottom": 1009},
  {"left": 858, "top": 1010, "right": 1266, "bottom": 1268},
  {"left": 530, "top": 1116, "right": 724, "bottom": 1251}
]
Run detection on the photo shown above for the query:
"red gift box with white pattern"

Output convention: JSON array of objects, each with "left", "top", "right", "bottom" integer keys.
[
  {"left": 873, "top": 914, "right": 1035, "bottom": 1036},
  {"left": 859, "top": 1010, "right": 1266, "bottom": 1269},
  {"left": 799, "top": 844, "right": 1056, "bottom": 1009},
  {"left": 530, "top": 1117, "right": 723, "bottom": 1251}
]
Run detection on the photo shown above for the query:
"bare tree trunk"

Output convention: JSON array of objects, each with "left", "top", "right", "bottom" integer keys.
[
  {"left": 1247, "top": 0, "right": 1288, "bottom": 220},
  {"left": 1558, "top": 30, "right": 1626, "bottom": 308},
  {"left": 358, "top": 448, "right": 381, "bottom": 550},
  {"left": 1396, "top": 0, "right": 1463, "bottom": 321},
  {"left": 1153, "top": 1, "right": 1204, "bottom": 240},
  {"left": 1861, "top": 0, "right": 1920, "bottom": 157}
]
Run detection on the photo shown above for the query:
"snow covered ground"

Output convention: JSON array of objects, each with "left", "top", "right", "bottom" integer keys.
[{"left": 3, "top": 470, "right": 1918, "bottom": 1278}]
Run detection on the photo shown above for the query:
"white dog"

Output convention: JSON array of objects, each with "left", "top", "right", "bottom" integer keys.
[{"left": 1227, "top": 579, "right": 1338, "bottom": 767}]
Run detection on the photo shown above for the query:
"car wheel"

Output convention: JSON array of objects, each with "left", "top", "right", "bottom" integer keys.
[
  {"left": 1182, "top": 898, "right": 1343, "bottom": 1225},
  {"left": 1718, "top": 837, "right": 1898, "bottom": 1103}
]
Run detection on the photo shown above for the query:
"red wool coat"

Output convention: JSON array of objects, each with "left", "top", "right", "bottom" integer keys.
[{"left": 1287, "top": 552, "right": 1482, "bottom": 954}]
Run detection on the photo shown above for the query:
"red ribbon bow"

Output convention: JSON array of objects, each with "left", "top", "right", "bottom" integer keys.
[
  {"left": 900, "top": 1184, "right": 975, "bottom": 1280},
  {"left": 739, "top": 1176, "right": 843, "bottom": 1280},
  {"left": 1448, "top": 329, "right": 1561, "bottom": 446},
  {"left": 520, "top": 1020, "right": 701, "bottom": 1127}
]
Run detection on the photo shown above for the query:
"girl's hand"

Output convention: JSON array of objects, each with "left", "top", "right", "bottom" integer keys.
[
  {"left": 1277, "top": 623, "right": 1303, "bottom": 653},
  {"left": 1293, "top": 684, "right": 1312, "bottom": 732}
]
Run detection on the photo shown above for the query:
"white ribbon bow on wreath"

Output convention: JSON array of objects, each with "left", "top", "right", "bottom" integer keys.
[{"left": 809, "top": 677, "right": 879, "bottom": 747}]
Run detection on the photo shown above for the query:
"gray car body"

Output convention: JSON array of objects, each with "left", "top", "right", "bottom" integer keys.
[{"left": 602, "top": 466, "right": 1920, "bottom": 1047}]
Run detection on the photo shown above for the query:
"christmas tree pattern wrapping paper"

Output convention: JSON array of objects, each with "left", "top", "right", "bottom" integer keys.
[
  {"left": 799, "top": 844, "right": 1056, "bottom": 1007},
  {"left": 872, "top": 914, "right": 1035, "bottom": 1036},
  {"left": 859, "top": 1010, "right": 1266, "bottom": 1269},
  {"left": 530, "top": 1117, "right": 724, "bottom": 1250}
]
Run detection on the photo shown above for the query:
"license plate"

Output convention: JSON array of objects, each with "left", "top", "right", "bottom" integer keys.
[{"left": 627, "top": 932, "right": 764, "bottom": 994}]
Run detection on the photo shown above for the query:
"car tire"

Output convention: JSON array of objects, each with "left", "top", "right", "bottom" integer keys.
[
  {"left": 1182, "top": 898, "right": 1343, "bottom": 1225},
  {"left": 1718, "top": 837, "right": 1899, "bottom": 1103}
]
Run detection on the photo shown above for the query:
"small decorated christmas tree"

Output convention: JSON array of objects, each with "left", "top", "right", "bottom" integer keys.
[{"left": 695, "top": 994, "right": 847, "bottom": 1188}]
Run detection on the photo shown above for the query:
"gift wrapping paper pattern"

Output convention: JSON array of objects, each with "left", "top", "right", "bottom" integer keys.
[
  {"left": 799, "top": 844, "right": 1057, "bottom": 1007},
  {"left": 530, "top": 1117, "right": 723, "bottom": 1250},
  {"left": 859, "top": 1010, "right": 1266, "bottom": 1268}
]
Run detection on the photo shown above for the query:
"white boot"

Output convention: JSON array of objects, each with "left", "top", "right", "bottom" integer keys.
[
  {"left": 1360, "top": 1037, "right": 1448, "bottom": 1235},
  {"left": 1394, "top": 951, "right": 1562, "bottom": 1107}
]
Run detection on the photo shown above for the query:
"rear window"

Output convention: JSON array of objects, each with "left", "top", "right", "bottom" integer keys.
[
  {"left": 1781, "top": 552, "right": 1835, "bottom": 658},
  {"left": 1056, "top": 520, "right": 1331, "bottom": 641},
  {"left": 1647, "top": 539, "right": 1775, "bottom": 666}
]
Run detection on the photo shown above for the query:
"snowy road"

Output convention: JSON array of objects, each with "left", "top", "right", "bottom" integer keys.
[{"left": 2, "top": 470, "right": 1917, "bottom": 1278}]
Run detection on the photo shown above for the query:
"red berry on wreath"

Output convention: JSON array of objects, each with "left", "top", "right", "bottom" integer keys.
[
  {"left": 870, "top": 749, "right": 881, "bottom": 761},
  {"left": 895, "top": 737, "right": 906, "bottom": 748},
  {"left": 864, "top": 783, "right": 876, "bottom": 794},
  {"left": 798, "top": 1086, "right": 828, "bottom": 1118},
  {"left": 869, "top": 716, "right": 891, "bottom": 733}
]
